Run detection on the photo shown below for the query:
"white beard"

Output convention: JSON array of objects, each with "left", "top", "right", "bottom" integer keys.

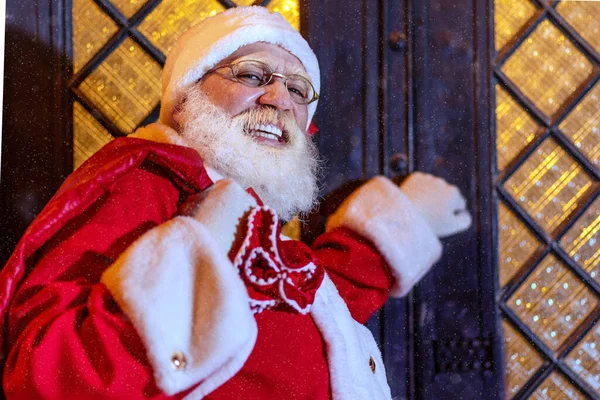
[{"left": 176, "top": 87, "right": 322, "bottom": 221}]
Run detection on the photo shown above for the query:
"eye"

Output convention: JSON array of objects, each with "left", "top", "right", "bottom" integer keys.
[
  {"left": 232, "top": 61, "right": 269, "bottom": 87},
  {"left": 288, "top": 86, "right": 304, "bottom": 97},
  {"left": 236, "top": 72, "right": 265, "bottom": 87},
  {"left": 287, "top": 81, "right": 309, "bottom": 102}
]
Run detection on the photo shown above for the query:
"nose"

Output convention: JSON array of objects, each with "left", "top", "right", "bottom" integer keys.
[{"left": 257, "top": 79, "right": 294, "bottom": 111}]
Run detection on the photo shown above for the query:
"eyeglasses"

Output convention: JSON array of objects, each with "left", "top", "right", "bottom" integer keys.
[{"left": 205, "top": 59, "right": 319, "bottom": 105}]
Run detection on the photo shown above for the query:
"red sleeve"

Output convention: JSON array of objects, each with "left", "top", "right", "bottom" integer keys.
[
  {"left": 4, "top": 167, "right": 185, "bottom": 400},
  {"left": 311, "top": 228, "right": 395, "bottom": 324}
]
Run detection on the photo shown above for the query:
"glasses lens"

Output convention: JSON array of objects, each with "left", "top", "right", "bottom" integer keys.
[
  {"left": 287, "top": 76, "right": 314, "bottom": 104},
  {"left": 232, "top": 61, "right": 270, "bottom": 87}
]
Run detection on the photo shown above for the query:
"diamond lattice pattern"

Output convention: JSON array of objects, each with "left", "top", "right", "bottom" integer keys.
[
  {"left": 78, "top": 37, "right": 162, "bottom": 134},
  {"left": 503, "top": 138, "right": 594, "bottom": 235},
  {"left": 508, "top": 255, "right": 598, "bottom": 352},
  {"left": 501, "top": 19, "right": 594, "bottom": 118},
  {"left": 496, "top": 2, "right": 600, "bottom": 399},
  {"left": 73, "top": 1, "right": 301, "bottom": 168}
]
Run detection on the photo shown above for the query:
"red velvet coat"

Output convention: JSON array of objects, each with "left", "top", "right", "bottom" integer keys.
[{"left": 1, "top": 138, "right": 394, "bottom": 399}]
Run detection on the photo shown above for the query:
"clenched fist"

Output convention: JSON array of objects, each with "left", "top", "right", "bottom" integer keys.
[
  {"left": 179, "top": 179, "right": 257, "bottom": 253},
  {"left": 399, "top": 172, "right": 472, "bottom": 238}
]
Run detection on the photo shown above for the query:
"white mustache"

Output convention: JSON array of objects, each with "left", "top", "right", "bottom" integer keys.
[{"left": 235, "top": 107, "right": 301, "bottom": 143}]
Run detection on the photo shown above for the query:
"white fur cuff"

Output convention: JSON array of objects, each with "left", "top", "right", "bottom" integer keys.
[
  {"left": 101, "top": 216, "right": 257, "bottom": 397},
  {"left": 326, "top": 176, "right": 442, "bottom": 297}
]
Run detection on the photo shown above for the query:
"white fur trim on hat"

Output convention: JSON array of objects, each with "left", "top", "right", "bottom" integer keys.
[{"left": 160, "top": 6, "right": 320, "bottom": 132}]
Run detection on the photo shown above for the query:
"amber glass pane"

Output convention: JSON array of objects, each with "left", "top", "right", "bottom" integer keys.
[
  {"left": 556, "top": 1, "right": 600, "bottom": 54},
  {"left": 496, "top": 85, "right": 543, "bottom": 171},
  {"left": 503, "top": 320, "right": 545, "bottom": 398},
  {"left": 494, "top": 0, "right": 537, "bottom": 51},
  {"left": 267, "top": 0, "right": 300, "bottom": 31},
  {"left": 528, "top": 372, "right": 586, "bottom": 399},
  {"left": 559, "top": 82, "right": 600, "bottom": 169},
  {"left": 137, "top": 0, "right": 225, "bottom": 56},
  {"left": 73, "top": 102, "right": 114, "bottom": 169},
  {"left": 78, "top": 37, "right": 162, "bottom": 134},
  {"left": 72, "top": 0, "right": 118, "bottom": 74},
  {"left": 498, "top": 202, "right": 541, "bottom": 287},
  {"left": 566, "top": 321, "right": 600, "bottom": 395},
  {"left": 560, "top": 196, "right": 600, "bottom": 285},
  {"left": 508, "top": 255, "right": 598, "bottom": 352},
  {"left": 111, "top": 0, "right": 147, "bottom": 18},
  {"left": 504, "top": 138, "right": 594, "bottom": 234},
  {"left": 501, "top": 19, "right": 594, "bottom": 118},
  {"left": 233, "top": 1, "right": 299, "bottom": 30}
]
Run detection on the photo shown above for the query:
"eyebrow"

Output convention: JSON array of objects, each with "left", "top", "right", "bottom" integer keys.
[{"left": 234, "top": 55, "right": 310, "bottom": 80}]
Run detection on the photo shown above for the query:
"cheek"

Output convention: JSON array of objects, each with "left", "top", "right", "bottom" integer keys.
[
  {"left": 294, "top": 107, "right": 309, "bottom": 131},
  {"left": 200, "top": 77, "right": 259, "bottom": 116}
]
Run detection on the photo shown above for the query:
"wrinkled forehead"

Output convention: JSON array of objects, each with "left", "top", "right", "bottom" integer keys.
[{"left": 216, "top": 43, "right": 310, "bottom": 80}]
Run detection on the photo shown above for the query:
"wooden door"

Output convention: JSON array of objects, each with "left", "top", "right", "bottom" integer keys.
[{"left": 302, "top": 1, "right": 503, "bottom": 399}]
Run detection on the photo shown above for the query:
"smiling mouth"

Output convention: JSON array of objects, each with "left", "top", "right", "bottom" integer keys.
[{"left": 244, "top": 123, "right": 288, "bottom": 145}]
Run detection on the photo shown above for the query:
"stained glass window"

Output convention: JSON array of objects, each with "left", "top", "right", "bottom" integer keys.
[
  {"left": 71, "top": 0, "right": 300, "bottom": 167},
  {"left": 501, "top": 19, "right": 593, "bottom": 118},
  {"left": 495, "top": 1, "right": 600, "bottom": 398}
]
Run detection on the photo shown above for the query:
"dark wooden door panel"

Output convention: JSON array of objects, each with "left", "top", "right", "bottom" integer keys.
[
  {"left": 304, "top": 1, "right": 502, "bottom": 399},
  {"left": 405, "top": 0, "right": 502, "bottom": 398},
  {"left": 1, "top": 0, "right": 71, "bottom": 267}
]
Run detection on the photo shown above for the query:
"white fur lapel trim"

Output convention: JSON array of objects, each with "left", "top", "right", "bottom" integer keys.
[
  {"left": 325, "top": 176, "right": 443, "bottom": 297},
  {"left": 101, "top": 216, "right": 257, "bottom": 397},
  {"left": 311, "top": 275, "right": 392, "bottom": 400}
]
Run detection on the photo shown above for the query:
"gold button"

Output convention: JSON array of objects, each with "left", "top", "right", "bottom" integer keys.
[
  {"left": 369, "top": 356, "right": 376, "bottom": 373},
  {"left": 171, "top": 352, "right": 187, "bottom": 370}
]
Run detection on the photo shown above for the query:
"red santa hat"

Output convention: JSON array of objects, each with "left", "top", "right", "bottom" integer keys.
[{"left": 160, "top": 6, "right": 321, "bottom": 132}]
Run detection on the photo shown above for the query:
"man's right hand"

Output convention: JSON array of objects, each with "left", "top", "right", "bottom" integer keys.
[{"left": 179, "top": 179, "right": 257, "bottom": 253}]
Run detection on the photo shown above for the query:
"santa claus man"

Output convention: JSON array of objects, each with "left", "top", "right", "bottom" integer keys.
[{"left": 0, "top": 6, "right": 471, "bottom": 400}]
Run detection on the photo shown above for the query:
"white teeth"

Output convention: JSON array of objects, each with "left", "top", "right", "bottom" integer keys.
[
  {"left": 247, "top": 129, "right": 280, "bottom": 141},
  {"left": 265, "top": 124, "right": 282, "bottom": 137},
  {"left": 246, "top": 123, "right": 283, "bottom": 140}
]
